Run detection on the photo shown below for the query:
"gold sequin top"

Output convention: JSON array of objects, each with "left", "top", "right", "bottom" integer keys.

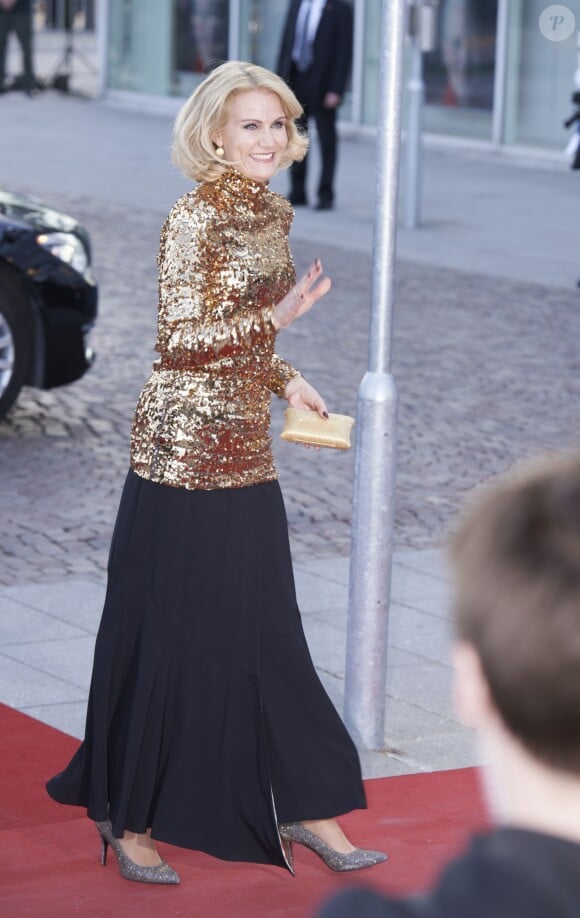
[{"left": 130, "top": 169, "right": 300, "bottom": 490}]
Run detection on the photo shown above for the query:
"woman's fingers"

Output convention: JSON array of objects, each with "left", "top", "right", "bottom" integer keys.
[
  {"left": 273, "top": 259, "right": 331, "bottom": 329},
  {"left": 306, "top": 389, "right": 329, "bottom": 418},
  {"left": 293, "top": 263, "right": 332, "bottom": 317},
  {"left": 307, "top": 276, "right": 332, "bottom": 307},
  {"left": 287, "top": 380, "right": 328, "bottom": 419},
  {"left": 297, "top": 259, "right": 325, "bottom": 298}
]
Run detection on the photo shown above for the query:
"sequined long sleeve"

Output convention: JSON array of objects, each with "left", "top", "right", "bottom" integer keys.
[
  {"left": 131, "top": 170, "right": 299, "bottom": 491},
  {"left": 268, "top": 353, "right": 301, "bottom": 398},
  {"left": 156, "top": 198, "right": 276, "bottom": 369}
]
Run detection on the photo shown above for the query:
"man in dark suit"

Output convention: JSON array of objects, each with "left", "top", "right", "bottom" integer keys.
[
  {"left": 0, "top": 0, "right": 35, "bottom": 93},
  {"left": 277, "top": 0, "right": 353, "bottom": 210},
  {"left": 319, "top": 455, "right": 580, "bottom": 918}
]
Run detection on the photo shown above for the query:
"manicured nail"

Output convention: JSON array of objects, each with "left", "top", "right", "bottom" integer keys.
[{"left": 323, "top": 411, "right": 329, "bottom": 418}]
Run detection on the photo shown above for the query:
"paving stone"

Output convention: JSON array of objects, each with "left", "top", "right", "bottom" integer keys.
[
  {"left": 0, "top": 580, "right": 106, "bottom": 632},
  {"left": 4, "top": 637, "right": 95, "bottom": 692},
  {"left": 21, "top": 702, "right": 88, "bottom": 741},
  {"left": 0, "top": 601, "right": 88, "bottom": 645},
  {"left": 0, "top": 653, "right": 89, "bottom": 707},
  {"left": 387, "top": 726, "right": 485, "bottom": 774}
]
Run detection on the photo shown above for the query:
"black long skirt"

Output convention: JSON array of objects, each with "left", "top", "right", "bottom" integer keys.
[{"left": 46, "top": 471, "right": 366, "bottom": 869}]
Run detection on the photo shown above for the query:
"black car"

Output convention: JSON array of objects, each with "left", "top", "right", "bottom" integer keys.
[{"left": 0, "top": 189, "right": 97, "bottom": 418}]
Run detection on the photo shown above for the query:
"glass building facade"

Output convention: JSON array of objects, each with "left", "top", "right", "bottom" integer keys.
[{"left": 104, "top": 0, "right": 580, "bottom": 150}]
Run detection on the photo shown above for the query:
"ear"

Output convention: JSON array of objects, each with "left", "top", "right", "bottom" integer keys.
[
  {"left": 212, "top": 134, "right": 223, "bottom": 149},
  {"left": 453, "top": 641, "right": 496, "bottom": 730}
]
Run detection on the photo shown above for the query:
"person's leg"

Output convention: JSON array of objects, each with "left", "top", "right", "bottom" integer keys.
[
  {"left": 0, "top": 15, "right": 11, "bottom": 90},
  {"left": 300, "top": 819, "right": 356, "bottom": 852},
  {"left": 289, "top": 110, "right": 309, "bottom": 204},
  {"left": 314, "top": 105, "right": 338, "bottom": 208},
  {"left": 119, "top": 829, "right": 164, "bottom": 867},
  {"left": 287, "top": 69, "right": 312, "bottom": 204},
  {"left": 12, "top": 13, "right": 35, "bottom": 90}
]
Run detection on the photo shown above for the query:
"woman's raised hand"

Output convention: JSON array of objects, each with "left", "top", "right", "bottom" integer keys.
[{"left": 272, "top": 259, "right": 331, "bottom": 330}]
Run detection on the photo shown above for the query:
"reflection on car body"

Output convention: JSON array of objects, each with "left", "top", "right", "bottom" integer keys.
[{"left": 0, "top": 188, "right": 98, "bottom": 418}]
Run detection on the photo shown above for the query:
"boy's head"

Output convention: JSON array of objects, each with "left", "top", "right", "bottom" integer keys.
[{"left": 451, "top": 455, "right": 580, "bottom": 774}]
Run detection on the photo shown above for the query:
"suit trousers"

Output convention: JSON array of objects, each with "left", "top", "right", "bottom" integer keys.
[
  {"left": 0, "top": 12, "right": 34, "bottom": 89},
  {"left": 290, "top": 69, "right": 338, "bottom": 205}
]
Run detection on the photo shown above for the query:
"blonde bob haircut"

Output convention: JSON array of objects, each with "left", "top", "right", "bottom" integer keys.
[{"left": 172, "top": 61, "right": 308, "bottom": 183}]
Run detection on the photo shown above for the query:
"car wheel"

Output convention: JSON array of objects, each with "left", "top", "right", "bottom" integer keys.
[{"left": 0, "top": 275, "right": 32, "bottom": 419}]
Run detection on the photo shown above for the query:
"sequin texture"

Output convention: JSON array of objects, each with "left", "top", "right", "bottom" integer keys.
[{"left": 130, "top": 170, "right": 300, "bottom": 490}]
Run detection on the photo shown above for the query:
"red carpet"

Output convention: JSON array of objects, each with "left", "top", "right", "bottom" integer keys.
[{"left": 0, "top": 704, "right": 488, "bottom": 917}]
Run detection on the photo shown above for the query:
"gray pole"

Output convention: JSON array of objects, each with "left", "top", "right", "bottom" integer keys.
[
  {"left": 344, "top": 0, "right": 407, "bottom": 751},
  {"left": 404, "top": 3, "right": 424, "bottom": 229},
  {"left": 96, "top": 0, "right": 109, "bottom": 98},
  {"left": 491, "top": 0, "right": 509, "bottom": 147},
  {"left": 404, "top": 1, "right": 440, "bottom": 228}
]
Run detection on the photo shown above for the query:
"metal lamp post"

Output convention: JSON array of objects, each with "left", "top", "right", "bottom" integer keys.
[{"left": 344, "top": 0, "right": 408, "bottom": 751}]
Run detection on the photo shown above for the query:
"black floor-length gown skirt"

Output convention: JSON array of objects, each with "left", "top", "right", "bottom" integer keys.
[{"left": 46, "top": 470, "right": 366, "bottom": 869}]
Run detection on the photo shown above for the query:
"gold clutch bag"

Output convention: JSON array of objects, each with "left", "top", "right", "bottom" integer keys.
[{"left": 280, "top": 408, "right": 354, "bottom": 450}]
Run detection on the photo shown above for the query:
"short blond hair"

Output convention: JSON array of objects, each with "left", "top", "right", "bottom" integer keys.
[{"left": 172, "top": 61, "right": 308, "bottom": 183}]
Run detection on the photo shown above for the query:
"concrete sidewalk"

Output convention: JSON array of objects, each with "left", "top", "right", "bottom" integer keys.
[{"left": 1, "top": 89, "right": 576, "bottom": 776}]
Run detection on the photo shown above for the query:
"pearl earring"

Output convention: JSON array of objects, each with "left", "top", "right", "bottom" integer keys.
[{"left": 215, "top": 146, "right": 224, "bottom": 157}]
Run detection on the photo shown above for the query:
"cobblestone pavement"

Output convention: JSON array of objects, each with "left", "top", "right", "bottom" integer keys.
[{"left": 1, "top": 191, "right": 580, "bottom": 585}]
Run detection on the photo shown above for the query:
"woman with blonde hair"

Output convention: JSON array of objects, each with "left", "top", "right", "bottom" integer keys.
[{"left": 46, "top": 61, "right": 386, "bottom": 886}]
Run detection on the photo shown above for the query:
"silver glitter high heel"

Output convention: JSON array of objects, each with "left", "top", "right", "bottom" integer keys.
[
  {"left": 281, "top": 835, "right": 295, "bottom": 875},
  {"left": 96, "top": 820, "right": 180, "bottom": 885},
  {"left": 278, "top": 822, "right": 388, "bottom": 872}
]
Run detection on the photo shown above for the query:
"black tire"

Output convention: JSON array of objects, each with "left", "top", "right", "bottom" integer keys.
[{"left": 0, "top": 273, "right": 32, "bottom": 419}]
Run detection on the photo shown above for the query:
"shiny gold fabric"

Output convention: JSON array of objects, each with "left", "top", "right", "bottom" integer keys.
[{"left": 130, "top": 169, "right": 300, "bottom": 490}]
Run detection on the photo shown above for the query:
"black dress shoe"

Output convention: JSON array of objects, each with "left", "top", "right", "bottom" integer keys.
[
  {"left": 315, "top": 200, "right": 334, "bottom": 211},
  {"left": 288, "top": 193, "right": 308, "bottom": 206}
]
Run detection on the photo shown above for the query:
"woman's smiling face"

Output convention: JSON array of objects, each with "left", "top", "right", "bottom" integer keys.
[{"left": 214, "top": 89, "right": 290, "bottom": 182}]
